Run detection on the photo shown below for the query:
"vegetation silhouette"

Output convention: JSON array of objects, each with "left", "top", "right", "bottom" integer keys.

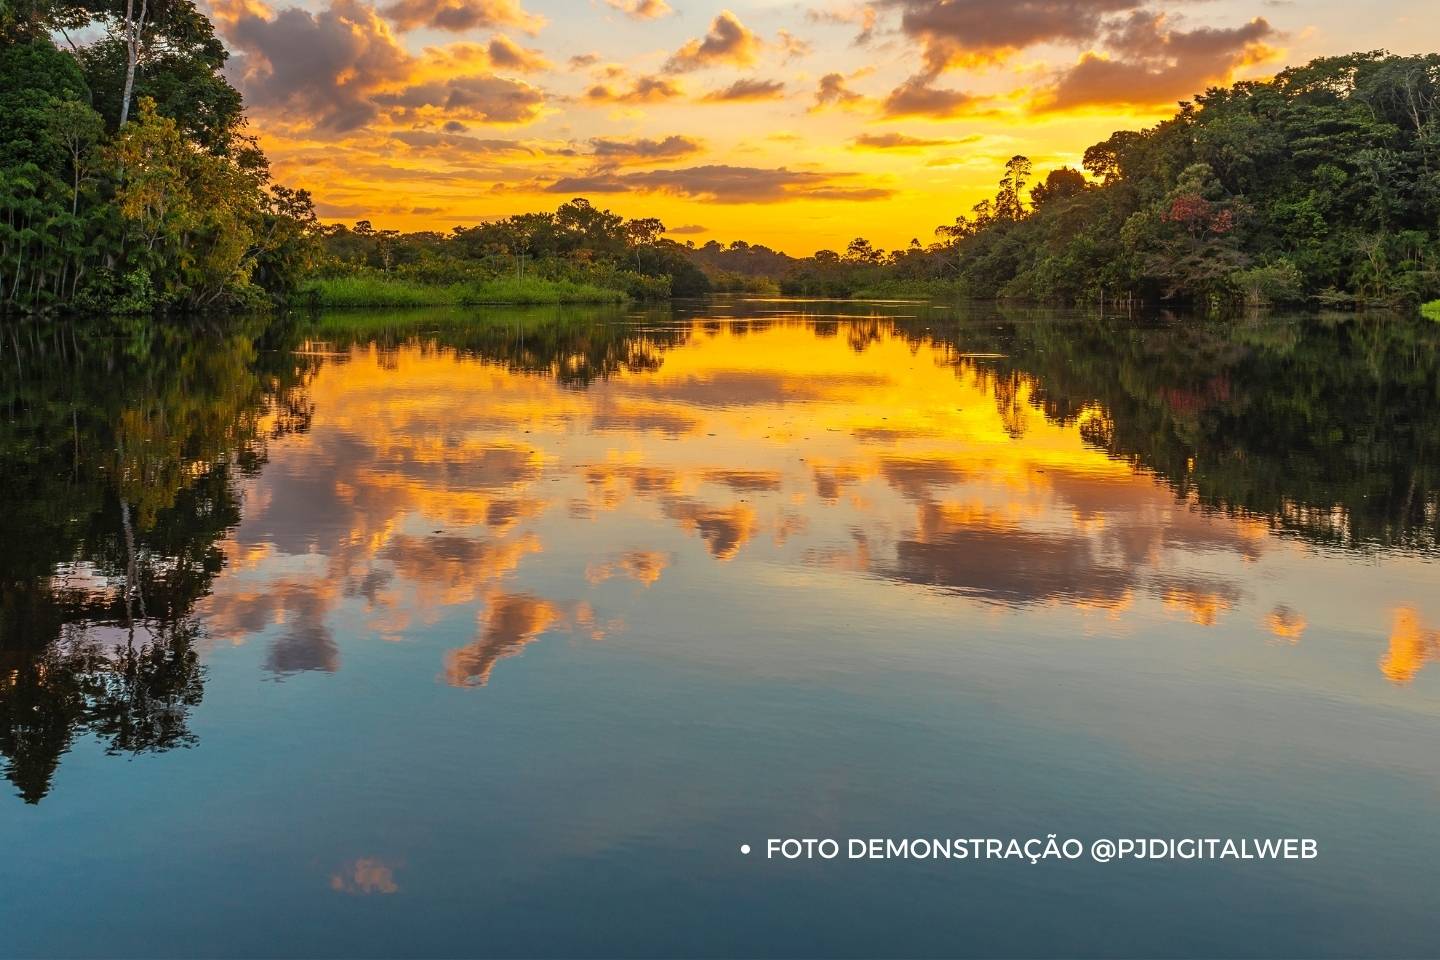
[{"left": 0, "top": 316, "right": 314, "bottom": 801}]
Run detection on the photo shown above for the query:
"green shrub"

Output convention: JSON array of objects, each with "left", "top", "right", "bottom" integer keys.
[
  {"left": 1232, "top": 260, "right": 1306, "bottom": 307},
  {"left": 849, "top": 278, "right": 969, "bottom": 300}
]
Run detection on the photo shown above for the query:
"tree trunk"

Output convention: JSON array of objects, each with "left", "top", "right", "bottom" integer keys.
[{"left": 118, "top": 0, "right": 148, "bottom": 127}]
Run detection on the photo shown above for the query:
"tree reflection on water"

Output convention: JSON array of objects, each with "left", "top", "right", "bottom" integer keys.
[{"left": 4, "top": 302, "right": 1440, "bottom": 802}]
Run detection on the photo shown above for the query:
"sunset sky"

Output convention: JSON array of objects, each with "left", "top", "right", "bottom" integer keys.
[{"left": 205, "top": 0, "right": 1440, "bottom": 253}]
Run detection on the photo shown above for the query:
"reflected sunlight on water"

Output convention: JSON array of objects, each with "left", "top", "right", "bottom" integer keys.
[{"left": 189, "top": 315, "right": 1439, "bottom": 692}]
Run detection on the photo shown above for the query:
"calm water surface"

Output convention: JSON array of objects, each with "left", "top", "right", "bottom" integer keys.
[{"left": 2, "top": 300, "right": 1439, "bottom": 957}]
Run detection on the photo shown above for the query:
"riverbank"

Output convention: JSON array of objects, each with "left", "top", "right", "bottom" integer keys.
[{"left": 294, "top": 276, "right": 628, "bottom": 308}]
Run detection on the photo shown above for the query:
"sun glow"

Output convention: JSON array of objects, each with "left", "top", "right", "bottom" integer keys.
[{"left": 184, "top": 0, "right": 1431, "bottom": 252}]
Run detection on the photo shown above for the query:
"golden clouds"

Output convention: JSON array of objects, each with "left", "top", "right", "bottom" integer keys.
[
  {"left": 215, "top": 0, "right": 413, "bottom": 132},
  {"left": 211, "top": 0, "right": 1313, "bottom": 245},
  {"left": 701, "top": 79, "right": 788, "bottom": 103},
  {"left": 850, "top": 132, "right": 975, "bottom": 150},
  {"left": 544, "top": 165, "right": 894, "bottom": 204},
  {"left": 371, "top": 75, "right": 547, "bottom": 125},
  {"left": 378, "top": 0, "right": 543, "bottom": 33},
  {"left": 806, "top": 4, "right": 879, "bottom": 46},
  {"left": 480, "top": 34, "right": 551, "bottom": 73},
  {"left": 811, "top": 73, "right": 866, "bottom": 111},
  {"left": 881, "top": 77, "right": 987, "bottom": 119},
  {"left": 894, "top": 0, "right": 1142, "bottom": 73},
  {"left": 867, "top": 1, "right": 1281, "bottom": 120},
  {"left": 588, "top": 135, "right": 705, "bottom": 165},
  {"left": 604, "top": 0, "right": 672, "bottom": 20},
  {"left": 584, "top": 75, "right": 685, "bottom": 105},
  {"left": 663, "top": 10, "right": 761, "bottom": 73},
  {"left": 214, "top": 0, "right": 548, "bottom": 132},
  {"left": 1038, "top": 14, "right": 1278, "bottom": 110}
]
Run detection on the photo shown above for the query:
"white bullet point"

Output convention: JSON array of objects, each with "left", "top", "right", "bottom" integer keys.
[{"left": 740, "top": 844, "right": 751, "bottom": 855}]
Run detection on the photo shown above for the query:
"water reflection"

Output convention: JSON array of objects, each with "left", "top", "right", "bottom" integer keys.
[
  {"left": 1, "top": 319, "right": 314, "bottom": 801},
  {"left": 1382, "top": 607, "right": 1440, "bottom": 684},
  {"left": 4, "top": 302, "right": 1440, "bottom": 805},
  {"left": 329, "top": 858, "right": 400, "bottom": 896}
]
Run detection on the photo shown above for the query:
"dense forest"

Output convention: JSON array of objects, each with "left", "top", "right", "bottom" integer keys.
[
  {"left": 0, "top": 0, "right": 317, "bottom": 313},
  {"left": 696, "top": 52, "right": 1440, "bottom": 308},
  {"left": 2, "top": 0, "right": 1439, "bottom": 313}
]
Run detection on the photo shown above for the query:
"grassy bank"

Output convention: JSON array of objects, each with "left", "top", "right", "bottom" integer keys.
[
  {"left": 1423, "top": 300, "right": 1440, "bottom": 321},
  {"left": 295, "top": 276, "right": 627, "bottom": 308},
  {"left": 846, "top": 278, "right": 970, "bottom": 301}
]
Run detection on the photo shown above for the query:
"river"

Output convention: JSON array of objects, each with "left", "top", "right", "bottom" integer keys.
[{"left": 2, "top": 299, "right": 1438, "bottom": 956}]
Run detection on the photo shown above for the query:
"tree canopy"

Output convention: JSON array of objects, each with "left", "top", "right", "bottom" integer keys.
[
  {"left": 689, "top": 52, "right": 1440, "bottom": 309},
  {"left": 1, "top": 0, "right": 315, "bottom": 314}
]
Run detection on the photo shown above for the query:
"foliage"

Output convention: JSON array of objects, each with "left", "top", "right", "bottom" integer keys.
[
  {"left": 676, "top": 52, "right": 1440, "bottom": 309},
  {"left": 706, "top": 271, "right": 782, "bottom": 295},
  {"left": 848, "top": 278, "right": 969, "bottom": 300},
  {"left": 7, "top": 9, "right": 1439, "bottom": 314},
  {"left": 311, "top": 198, "right": 711, "bottom": 304},
  {"left": 0, "top": 16, "right": 316, "bottom": 315}
]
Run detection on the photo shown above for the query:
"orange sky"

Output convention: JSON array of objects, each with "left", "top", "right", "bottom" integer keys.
[{"left": 205, "top": 0, "right": 1440, "bottom": 254}]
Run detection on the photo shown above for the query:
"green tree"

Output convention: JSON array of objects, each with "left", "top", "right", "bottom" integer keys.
[
  {"left": 1029, "top": 167, "right": 1087, "bottom": 208},
  {"left": 994, "top": 155, "right": 1032, "bottom": 222}
]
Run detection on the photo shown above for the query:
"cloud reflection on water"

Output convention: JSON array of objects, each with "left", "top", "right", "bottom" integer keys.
[{"left": 186, "top": 316, "right": 1440, "bottom": 692}]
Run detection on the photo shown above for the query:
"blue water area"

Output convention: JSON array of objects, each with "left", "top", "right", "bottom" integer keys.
[{"left": 2, "top": 301, "right": 1438, "bottom": 957}]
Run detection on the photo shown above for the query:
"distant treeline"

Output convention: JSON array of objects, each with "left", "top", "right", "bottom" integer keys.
[
  {"left": 314, "top": 51, "right": 1440, "bottom": 311},
  {"left": 307, "top": 199, "right": 712, "bottom": 303}
]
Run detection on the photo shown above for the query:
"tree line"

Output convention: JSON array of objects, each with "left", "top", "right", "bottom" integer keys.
[
  {"left": 3, "top": 0, "right": 1438, "bottom": 315},
  {"left": 305, "top": 52, "right": 1440, "bottom": 311},
  {"left": 310, "top": 198, "right": 713, "bottom": 302}
]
